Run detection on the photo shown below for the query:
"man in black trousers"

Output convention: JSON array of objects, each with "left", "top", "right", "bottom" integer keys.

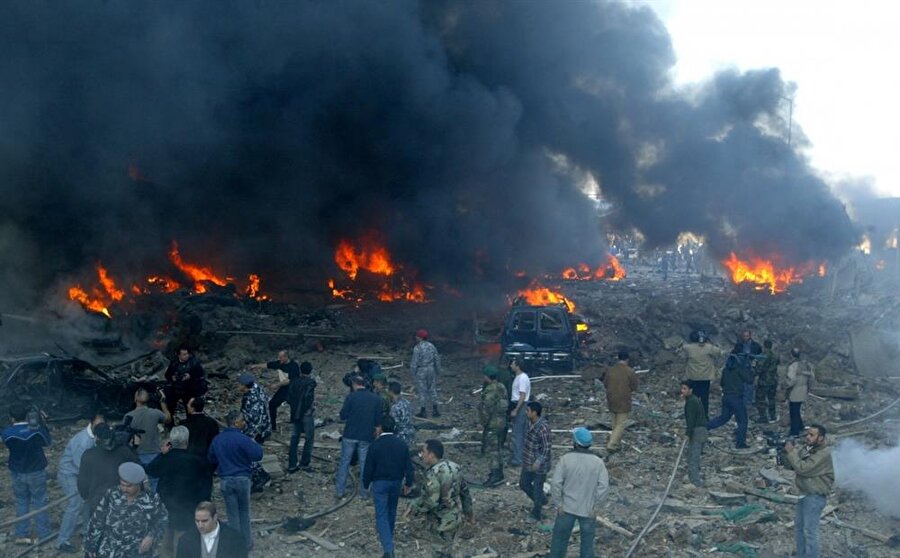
[{"left": 363, "top": 416, "right": 414, "bottom": 558}]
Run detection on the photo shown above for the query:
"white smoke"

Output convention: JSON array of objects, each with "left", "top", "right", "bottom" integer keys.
[{"left": 832, "top": 437, "right": 900, "bottom": 518}]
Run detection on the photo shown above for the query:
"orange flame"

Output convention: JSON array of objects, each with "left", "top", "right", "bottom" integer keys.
[
  {"left": 560, "top": 255, "right": 627, "bottom": 281},
  {"left": 722, "top": 252, "right": 821, "bottom": 294},
  {"left": 334, "top": 237, "right": 395, "bottom": 280},
  {"left": 67, "top": 286, "right": 111, "bottom": 318},
  {"left": 169, "top": 241, "right": 229, "bottom": 293},
  {"left": 246, "top": 274, "right": 269, "bottom": 301},
  {"left": 147, "top": 275, "right": 181, "bottom": 293},
  {"left": 67, "top": 263, "right": 123, "bottom": 318},
  {"left": 515, "top": 284, "right": 575, "bottom": 312},
  {"left": 330, "top": 235, "right": 427, "bottom": 303},
  {"left": 818, "top": 264, "right": 827, "bottom": 277}
]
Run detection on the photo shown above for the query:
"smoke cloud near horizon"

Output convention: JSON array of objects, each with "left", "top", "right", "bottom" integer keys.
[
  {"left": 0, "top": 1, "right": 857, "bottom": 311},
  {"left": 833, "top": 437, "right": 900, "bottom": 518}
]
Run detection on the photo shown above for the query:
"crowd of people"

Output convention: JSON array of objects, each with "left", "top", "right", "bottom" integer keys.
[{"left": 1, "top": 327, "right": 835, "bottom": 558}]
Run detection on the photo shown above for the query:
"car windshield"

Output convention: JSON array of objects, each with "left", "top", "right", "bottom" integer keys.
[
  {"left": 540, "top": 310, "right": 563, "bottom": 330},
  {"left": 511, "top": 311, "right": 536, "bottom": 331}
]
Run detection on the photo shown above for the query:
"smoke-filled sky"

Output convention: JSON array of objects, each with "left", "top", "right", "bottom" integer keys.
[{"left": 0, "top": 1, "right": 857, "bottom": 309}]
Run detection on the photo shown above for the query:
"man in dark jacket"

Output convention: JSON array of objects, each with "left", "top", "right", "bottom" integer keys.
[
  {"left": 183, "top": 397, "right": 220, "bottom": 461},
  {"left": 732, "top": 330, "right": 762, "bottom": 409},
  {"left": 287, "top": 361, "right": 316, "bottom": 472},
  {"left": 1, "top": 404, "right": 52, "bottom": 544},
  {"left": 146, "top": 426, "right": 213, "bottom": 556},
  {"left": 77, "top": 423, "right": 139, "bottom": 517},
  {"left": 164, "top": 347, "right": 208, "bottom": 420},
  {"left": 176, "top": 501, "right": 247, "bottom": 558},
  {"left": 681, "top": 380, "right": 708, "bottom": 487},
  {"left": 363, "top": 417, "right": 414, "bottom": 558},
  {"left": 335, "top": 376, "right": 382, "bottom": 500},
  {"left": 707, "top": 354, "right": 753, "bottom": 448},
  {"left": 250, "top": 350, "right": 300, "bottom": 433}
]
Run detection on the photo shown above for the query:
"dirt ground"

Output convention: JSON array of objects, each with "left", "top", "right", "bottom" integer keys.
[{"left": 3, "top": 262, "right": 900, "bottom": 557}]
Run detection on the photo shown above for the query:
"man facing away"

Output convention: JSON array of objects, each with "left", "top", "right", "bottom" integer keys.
[
  {"left": 603, "top": 350, "right": 638, "bottom": 453},
  {"left": 479, "top": 365, "right": 508, "bottom": 486},
  {"left": 286, "top": 361, "right": 316, "bottom": 472},
  {"left": 411, "top": 328, "right": 442, "bottom": 418},
  {"left": 707, "top": 353, "right": 753, "bottom": 449},
  {"left": 249, "top": 349, "right": 299, "bottom": 434},
  {"left": 208, "top": 410, "right": 263, "bottom": 551},
  {"left": 754, "top": 340, "right": 781, "bottom": 424},
  {"left": 388, "top": 380, "right": 416, "bottom": 447},
  {"left": 183, "top": 397, "right": 219, "bottom": 461},
  {"left": 681, "top": 380, "right": 708, "bottom": 487},
  {"left": 508, "top": 358, "right": 531, "bottom": 466},
  {"left": 732, "top": 330, "right": 762, "bottom": 409},
  {"left": 125, "top": 387, "right": 171, "bottom": 491},
  {"left": 548, "top": 427, "right": 609, "bottom": 558},
  {"left": 682, "top": 330, "right": 723, "bottom": 417},
  {"left": 56, "top": 411, "right": 105, "bottom": 553},
  {"left": 783, "top": 424, "right": 834, "bottom": 558},
  {"left": 176, "top": 501, "right": 247, "bottom": 558},
  {"left": 2, "top": 403, "right": 52, "bottom": 545},
  {"left": 335, "top": 375, "right": 382, "bottom": 500},
  {"left": 362, "top": 416, "right": 414, "bottom": 558},
  {"left": 77, "top": 423, "right": 140, "bottom": 520},
  {"left": 786, "top": 348, "right": 815, "bottom": 436}
]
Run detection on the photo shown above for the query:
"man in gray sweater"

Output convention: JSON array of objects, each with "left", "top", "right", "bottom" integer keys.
[{"left": 548, "top": 428, "right": 609, "bottom": 558}]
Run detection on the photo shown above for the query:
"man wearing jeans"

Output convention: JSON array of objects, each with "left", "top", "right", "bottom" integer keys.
[
  {"left": 707, "top": 354, "right": 752, "bottom": 449},
  {"left": 548, "top": 427, "right": 609, "bottom": 558},
  {"left": 520, "top": 401, "right": 551, "bottom": 521},
  {"left": 2, "top": 404, "right": 52, "bottom": 545},
  {"left": 336, "top": 376, "right": 382, "bottom": 500},
  {"left": 208, "top": 411, "right": 263, "bottom": 551},
  {"left": 55, "top": 411, "right": 105, "bottom": 553},
  {"left": 124, "top": 387, "right": 171, "bottom": 492},
  {"left": 362, "top": 417, "right": 414, "bottom": 558},
  {"left": 783, "top": 424, "right": 834, "bottom": 558},
  {"left": 287, "top": 361, "right": 317, "bottom": 473}
]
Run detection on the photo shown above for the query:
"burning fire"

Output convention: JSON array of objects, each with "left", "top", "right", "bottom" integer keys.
[
  {"left": 169, "top": 242, "right": 230, "bottom": 294},
  {"left": 561, "top": 255, "right": 626, "bottom": 281},
  {"left": 245, "top": 274, "right": 269, "bottom": 301},
  {"left": 328, "top": 234, "right": 428, "bottom": 303},
  {"left": 722, "top": 252, "right": 822, "bottom": 295},
  {"left": 515, "top": 283, "right": 575, "bottom": 312},
  {"left": 886, "top": 229, "right": 898, "bottom": 250},
  {"left": 67, "top": 263, "right": 125, "bottom": 318},
  {"left": 859, "top": 235, "right": 872, "bottom": 255}
]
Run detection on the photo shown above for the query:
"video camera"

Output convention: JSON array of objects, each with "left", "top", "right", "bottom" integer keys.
[
  {"left": 765, "top": 432, "right": 798, "bottom": 466},
  {"left": 108, "top": 415, "right": 145, "bottom": 450}
]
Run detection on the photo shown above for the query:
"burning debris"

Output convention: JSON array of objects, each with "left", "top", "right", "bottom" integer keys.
[
  {"left": 721, "top": 252, "right": 826, "bottom": 295},
  {"left": 328, "top": 234, "right": 429, "bottom": 304}
]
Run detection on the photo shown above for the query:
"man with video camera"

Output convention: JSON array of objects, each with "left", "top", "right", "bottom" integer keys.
[{"left": 782, "top": 424, "right": 834, "bottom": 558}]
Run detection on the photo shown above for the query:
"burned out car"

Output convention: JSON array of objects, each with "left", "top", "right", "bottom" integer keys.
[
  {"left": 500, "top": 303, "right": 581, "bottom": 371},
  {"left": 0, "top": 354, "right": 134, "bottom": 420}
]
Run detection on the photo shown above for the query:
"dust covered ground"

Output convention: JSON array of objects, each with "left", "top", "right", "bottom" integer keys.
[{"left": 3, "top": 263, "right": 900, "bottom": 557}]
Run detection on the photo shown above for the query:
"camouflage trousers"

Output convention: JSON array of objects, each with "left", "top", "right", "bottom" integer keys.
[
  {"left": 755, "top": 383, "right": 777, "bottom": 420},
  {"left": 481, "top": 424, "right": 505, "bottom": 470},
  {"left": 423, "top": 516, "right": 460, "bottom": 558},
  {"left": 415, "top": 369, "right": 438, "bottom": 409}
]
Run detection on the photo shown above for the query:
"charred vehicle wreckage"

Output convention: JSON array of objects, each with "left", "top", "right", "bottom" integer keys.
[{"left": 500, "top": 301, "right": 587, "bottom": 371}]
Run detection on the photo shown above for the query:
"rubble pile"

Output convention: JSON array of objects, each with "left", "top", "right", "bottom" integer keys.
[{"left": 2, "top": 264, "right": 900, "bottom": 557}]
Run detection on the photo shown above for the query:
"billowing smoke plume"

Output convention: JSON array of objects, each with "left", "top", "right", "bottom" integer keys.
[
  {"left": 833, "top": 437, "right": 900, "bottom": 518},
  {"left": 0, "top": 1, "right": 856, "bottom": 309}
]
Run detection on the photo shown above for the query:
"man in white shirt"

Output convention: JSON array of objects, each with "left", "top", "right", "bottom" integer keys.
[
  {"left": 508, "top": 359, "right": 531, "bottom": 466},
  {"left": 176, "top": 501, "right": 247, "bottom": 558}
]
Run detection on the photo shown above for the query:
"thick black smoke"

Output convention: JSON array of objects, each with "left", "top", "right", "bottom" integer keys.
[{"left": 0, "top": 1, "right": 856, "bottom": 309}]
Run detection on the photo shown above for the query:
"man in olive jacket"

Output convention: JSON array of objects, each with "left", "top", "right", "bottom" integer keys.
[
  {"left": 602, "top": 350, "right": 638, "bottom": 453},
  {"left": 783, "top": 424, "right": 833, "bottom": 558}
]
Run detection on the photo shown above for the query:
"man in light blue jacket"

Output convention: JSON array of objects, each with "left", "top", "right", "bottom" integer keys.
[{"left": 56, "top": 411, "right": 105, "bottom": 553}]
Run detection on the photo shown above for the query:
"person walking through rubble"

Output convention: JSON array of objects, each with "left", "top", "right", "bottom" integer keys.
[
  {"left": 411, "top": 329, "right": 442, "bottom": 418},
  {"left": 479, "top": 365, "right": 508, "bottom": 486},
  {"left": 683, "top": 330, "right": 723, "bottom": 417},
  {"left": 508, "top": 358, "right": 531, "bottom": 466},
  {"left": 85, "top": 462, "right": 168, "bottom": 558},
  {"left": 786, "top": 348, "right": 815, "bottom": 436},
  {"left": 2, "top": 404, "right": 52, "bottom": 546},
  {"left": 754, "top": 340, "right": 780, "bottom": 424},
  {"left": 164, "top": 347, "right": 208, "bottom": 421},
  {"left": 603, "top": 350, "right": 638, "bottom": 453},
  {"left": 250, "top": 350, "right": 299, "bottom": 434},
  {"left": 405, "top": 439, "right": 474, "bottom": 558},
  {"left": 681, "top": 380, "right": 708, "bottom": 487},
  {"left": 372, "top": 373, "right": 393, "bottom": 419},
  {"left": 363, "top": 417, "right": 414, "bottom": 558},
  {"left": 237, "top": 373, "right": 272, "bottom": 492},
  {"left": 520, "top": 401, "right": 551, "bottom": 522},
  {"left": 56, "top": 411, "right": 105, "bottom": 553},
  {"left": 707, "top": 353, "right": 752, "bottom": 449},
  {"left": 548, "top": 427, "right": 609, "bottom": 558},
  {"left": 388, "top": 381, "right": 416, "bottom": 447},
  {"left": 125, "top": 387, "right": 172, "bottom": 492},
  {"left": 732, "top": 330, "right": 762, "bottom": 410},
  {"left": 286, "top": 361, "right": 316, "bottom": 472},
  {"left": 208, "top": 410, "right": 263, "bottom": 551},
  {"left": 782, "top": 424, "right": 833, "bottom": 558},
  {"left": 335, "top": 375, "right": 383, "bottom": 501}
]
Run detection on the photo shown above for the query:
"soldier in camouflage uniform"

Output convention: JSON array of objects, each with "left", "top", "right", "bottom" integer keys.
[
  {"left": 238, "top": 373, "right": 271, "bottom": 492},
  {"left": 411, "top": 329, "right": 442, "bottom": 418},
  {"left": 479, "top": 366, "right": 508, "bottom": 486},
  {"left": 406, "top": 440, "right": 474, "bottom": 558},
  {"left": 754, "top": 340, "right": 780, "bottom": 423},
  {"left": 373, "top": 374, "right": 393, "bottom": 421},
  {"left": 85, "top": 462, "right": 168, "bottom": 558},
  {"left": 388, "top": 381, "right": 416, "bottom": 446}
]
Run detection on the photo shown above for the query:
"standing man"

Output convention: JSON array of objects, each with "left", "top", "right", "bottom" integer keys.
[
  {"left": 411, "top": 329, "right": 441, "bottom": 418},
  {"left": 681, "top": 380, "right": 708, "bottom": 487},
  {"left": 682, "top": 330, "right": 723, "bottom": 417},
  {"left": 603, "top": 350, "right": 638, "bottom": 453},
  {"left": 286, "top": 361, "right": 317, "bottom": 473},
  {"left": 164, "top": 347, "right": 208, "bottom": 420},
  {"left": 732, "top": 330, "right": 762, "bottom": 410},
  {"left": 85, "top": 462, "right": 168, "bottom": 558},
  {"left": 250, "top": 350, "right": 299, "bottom": 434},
  {"left": 56, "top": 411, "right": 105, "bottom": 553},
  {"left": 372, "top": 374, "right": 393, "bottom": 418},
  {"left": 783, "top": 424, "right": 834, "bottom": 558},
  {"left": 548, "top": 427, "right": 609, "bottom": 558},
  {"left": 786, "top": 348, "right": 815, "bottom": 436},
  {"left": 363, "top": 417, "right": 414, "bottom": 558},
  {"left": 707, "top": 354, "right": 752, "bottom": 449},
  {"left": 335, "top": 376, "right": 382, "bottom": 500},
  {"left": 183, "top": 397, "right": 219, "bottom": 461},
  {"left": 405, "top": 440, "right": 474, "bottom": 558},
  {"left": 125, "top": 387, "right": 171, "bottom": 492},
  {"left": 479, "top": 365, "right": 508, "bottom": 486},
  {"left": 176, "top": 501, "right": 247, "bottom": 558},
  {"left": 146, "top": 426, "right": 213, "bottom": 557},
  {"left": 508, "top": 358, "right": 531, "bottom": 467},
  {"left": 237, "top": 373, "right": 271, "bottom": 443},
  {"left": 754, "top": 340, "right": 781, "bottom": 424},
  {"left": 388, "top": 381, "right": 416, "bottom": 447},
  {"left": 78, "top": 424, "right": 139, "bottom": 518},
  {"left": 520, "top": 402, "right": 551, "bottom": 522},
  {"left": 208, "top": 410, "right": 263, "bottom": 551},
  {"left": 2, "top": 404, "right": 52, "bottom": 545}
]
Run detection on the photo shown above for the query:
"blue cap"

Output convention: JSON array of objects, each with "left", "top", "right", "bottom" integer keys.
[
  {"left": 238, "top": 373, "right": 255, "bottom": 386},
  {"left": 573, "top": 427, "right": 592, "bottom": 447}
]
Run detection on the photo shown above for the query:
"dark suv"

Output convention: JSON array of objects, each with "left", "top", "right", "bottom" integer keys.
[{"left": 500, "top": 304, "right": 578, "bottom": 370}]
